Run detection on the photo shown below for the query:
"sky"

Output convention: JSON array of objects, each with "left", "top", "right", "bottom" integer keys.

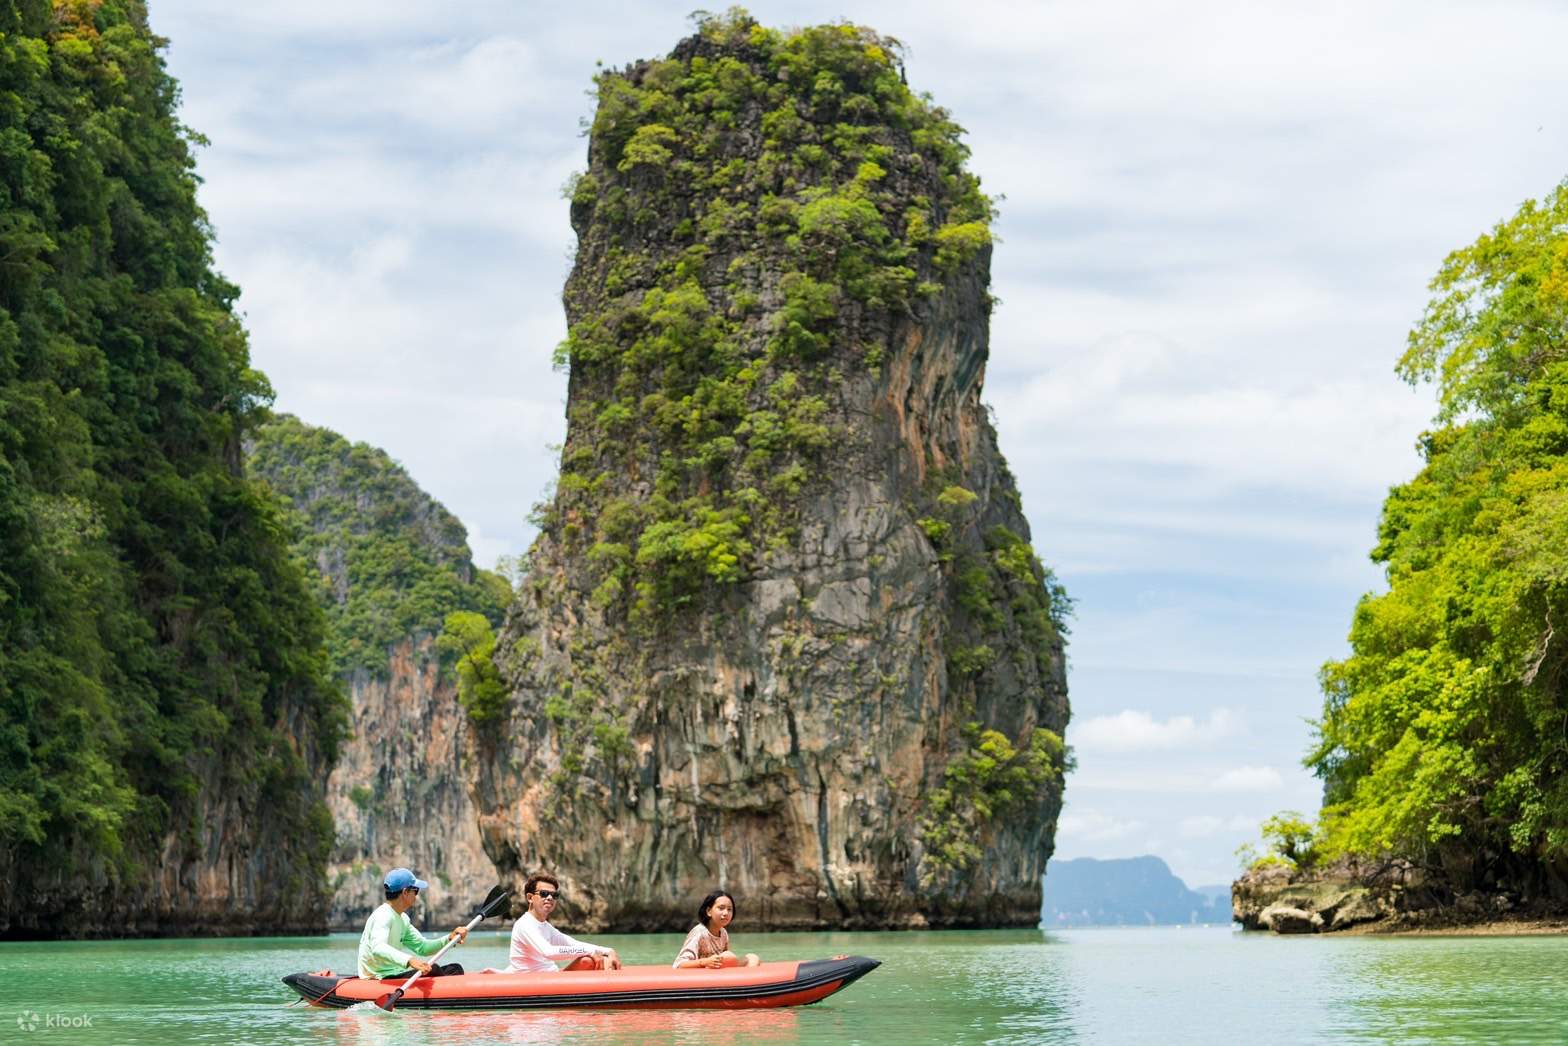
[{"left": 153, "top": 1, "right": 1568, "bottom": 890}]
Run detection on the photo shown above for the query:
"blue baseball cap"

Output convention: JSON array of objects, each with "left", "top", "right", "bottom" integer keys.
[{"left": 384, "top": 868, "right": 428, "bottom": 892}]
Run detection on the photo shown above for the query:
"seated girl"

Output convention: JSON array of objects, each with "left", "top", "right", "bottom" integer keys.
[{"left": 673, "top": 890, "right": 760, "bottom": 969}]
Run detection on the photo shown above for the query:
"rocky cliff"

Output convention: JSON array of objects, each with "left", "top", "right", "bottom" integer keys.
[
  {"left": 248, "top": 416, "right": 505, "bottom": 930},
  {"left": 473, "top": 12, "right": 1070, "bottom": 931},
  {"left": 324, "top": 639, "right": 493, "bottom": 929}
]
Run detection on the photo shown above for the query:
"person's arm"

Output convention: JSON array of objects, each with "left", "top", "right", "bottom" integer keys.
[
  {"left": 398, "top": 913, "right": 454, "bottom": 958},
  {"left": 520, "top": 918, "right": 600, "bottom": 962},
  {"left": 546, "top": 922, "right": 621, "bottom": 969}
]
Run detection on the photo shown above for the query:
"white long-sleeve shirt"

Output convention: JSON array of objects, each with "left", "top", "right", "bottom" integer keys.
[{"left": 507, "top": 911, "right": 604, "bottom": 973}]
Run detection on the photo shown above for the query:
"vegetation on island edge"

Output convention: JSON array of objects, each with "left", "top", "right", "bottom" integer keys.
[{"left": 1245, "top": 180, "right": 1568, "bottom": 898}]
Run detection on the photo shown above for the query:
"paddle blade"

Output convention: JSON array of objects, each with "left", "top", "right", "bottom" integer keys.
[
  {"left": 374, "top": 987, "right": 404, "bottom": 1012},
  {"left": 475, "top": 884, "right": 509, "bottom": 921}
]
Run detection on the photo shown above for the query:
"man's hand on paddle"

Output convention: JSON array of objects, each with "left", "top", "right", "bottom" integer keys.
[
  {"left": 448, "top": 926, "right": 469, "bottom": 944},
  {"left": 408, "top": 958, "right": 433, "bottom": 975}
]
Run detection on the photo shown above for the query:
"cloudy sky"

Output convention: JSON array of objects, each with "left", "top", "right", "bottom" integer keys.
[{"left": 155, "top": 1, "right": 1568, "bottom": 890}]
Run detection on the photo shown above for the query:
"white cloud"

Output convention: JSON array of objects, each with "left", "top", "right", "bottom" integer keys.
[
  {"left": 1209, "top": 767, "right": 1285, "bottom": 793},
  {"left": 293, "top": 37, "right": 546, "bottom": 133},
  {"left": 1178, "top": 814, "right": 1260, "bottom": 839},
  {"left": 1056, "top": 810, "right": 1145, "bottom": 843},
  {"left": 1072, "top": 708, "right": 1237, "bottom": 754}
]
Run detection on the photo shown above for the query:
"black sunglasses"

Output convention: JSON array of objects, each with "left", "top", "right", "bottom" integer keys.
[{"left": 534, "top": 889, "right": 561, "bottom": 900}]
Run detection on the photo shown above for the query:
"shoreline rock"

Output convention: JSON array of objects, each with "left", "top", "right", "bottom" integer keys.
[{"left": 1233, "top": 859, "right": 1568, "bottom": 935}]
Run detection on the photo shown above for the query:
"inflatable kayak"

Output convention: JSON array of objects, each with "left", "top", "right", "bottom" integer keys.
[{"left": 282, "top": 956, "right": 879, "bottom": 1010}]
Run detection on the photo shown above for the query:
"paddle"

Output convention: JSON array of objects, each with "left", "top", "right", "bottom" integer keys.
[{"left": 374, "top": 884, "right": 510, "bottom": 1012}]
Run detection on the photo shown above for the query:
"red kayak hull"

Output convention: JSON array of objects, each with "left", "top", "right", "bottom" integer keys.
[{"left": 282, "top": 956, "right": 878, "bottom": 1010}]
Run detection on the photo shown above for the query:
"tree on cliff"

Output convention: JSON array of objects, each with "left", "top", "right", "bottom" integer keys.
[
  {"left": 0, "top": 0, "right": 342, "bottom": 935},
  {"left": 480, "top": 9, "right": 1070, "bottom": 929},
  {"left": 247, "top": 414, "right": 511, "bottom": 677},
  {"left": 1310, "top": 179, "right": 1568, "bottom": 893}
]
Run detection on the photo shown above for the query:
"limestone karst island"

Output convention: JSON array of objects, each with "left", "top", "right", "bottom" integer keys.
[{"left": 4, "top": 0, "right": 1568, "bottom": 1039}]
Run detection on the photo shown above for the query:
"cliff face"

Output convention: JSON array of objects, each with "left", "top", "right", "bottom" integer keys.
[
  {"left": 473, "top": 14, "right": 1070, "bottom": 931},
  {"left": 325, "top": 639, "right": 493, "bottom": 929},
  {"left": 247, "top": 416, "right": 507, "bottom": 931}
]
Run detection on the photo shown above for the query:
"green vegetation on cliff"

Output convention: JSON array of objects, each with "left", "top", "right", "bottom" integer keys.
[
  {"left": 1308, "top": 179, "right": 1568, "bottom": 889},
  {"left": 547, "top": 9, "right": 1067, "bottom": 637},
  {"left": 0, "top": 0, "right": 342, "bottom": 927},
  {"left": 247, "top": 415, "right": 510, "bottom": 678}
]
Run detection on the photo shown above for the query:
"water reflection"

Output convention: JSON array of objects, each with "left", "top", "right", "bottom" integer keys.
[{"left": 321, "top": 1005, "right": 800, "bottom": 1045}]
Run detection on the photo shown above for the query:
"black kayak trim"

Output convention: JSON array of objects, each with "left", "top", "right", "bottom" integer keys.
[{"left": 282, "top": 955, "right": 880, "bottom": 1010}]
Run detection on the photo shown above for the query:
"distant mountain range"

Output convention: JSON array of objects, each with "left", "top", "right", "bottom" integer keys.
[{"left": 1041, "top": 856, "right": 1233, "bottom": 926}]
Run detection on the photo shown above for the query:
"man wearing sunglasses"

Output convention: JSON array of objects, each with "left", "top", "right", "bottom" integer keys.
[
  {"left": 357, "top": 867, "right": 470, "bottom": 980},
  {"left": 506, "top": 873, "right": 622, "bottom": 973}
]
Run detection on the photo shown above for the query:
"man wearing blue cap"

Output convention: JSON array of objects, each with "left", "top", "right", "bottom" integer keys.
[{"left": 357, "top": 868, "right": 470, "bottom": 980}]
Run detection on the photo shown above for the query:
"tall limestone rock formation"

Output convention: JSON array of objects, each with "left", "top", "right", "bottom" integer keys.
[
  {"left": 0, "top": 1, "right": 342, "bottom": 937},
  {"left": 474, "top": 12, "right": 1071, "bottom": 930},
  {"left": 248, "top": 416, "right": 507, "bottom": 929}
]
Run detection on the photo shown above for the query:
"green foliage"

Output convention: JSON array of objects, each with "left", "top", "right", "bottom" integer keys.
[
  {"left": 0, "top": 1, "right": 343, "bottom": 912},
  {"left": 947, "top": 644, "right": 994, "bottom": 676},
  {"left": 919, "top": 724, "right": 1066, "bottom": 883},
  {"left": 936, "top": 484, "right": 978, "bottom": 509},
  {"left": 932, "top": 222, "right": 992, "bottom": 272},
  {"left": 617, "top": 123, "right": 679, "bottom": 172},
  {"left": 917, "top": 516, "right": 951, "bottom": 546},
  {"left": 437, "top": 611, "right": 510, "bottom": 725},
  {"left": 1241, "top": 811, "right": 1323, "bottom": 870},
  {"left": 1310, "top": 180, "right": 1568, "bottom": 880},
  {"left": 770, "top": 272, "right": 838, "bottom": 358},
  {"left": 248, "top": 415, "right": 509, "bottom": 676}
]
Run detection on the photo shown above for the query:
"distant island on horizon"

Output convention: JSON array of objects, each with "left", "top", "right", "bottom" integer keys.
[{"left": 1042, "top": 856, "right": 1232, "bottom": 927}]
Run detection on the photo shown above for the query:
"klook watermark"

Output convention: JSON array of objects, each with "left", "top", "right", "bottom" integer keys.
[{"left": 16, "top": 1011, "right": 94, "bottom": 1032}]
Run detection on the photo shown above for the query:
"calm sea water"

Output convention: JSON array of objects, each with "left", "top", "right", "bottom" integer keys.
[{"left": 5, "top": 926, "right": 1568, "bottom": 1044}]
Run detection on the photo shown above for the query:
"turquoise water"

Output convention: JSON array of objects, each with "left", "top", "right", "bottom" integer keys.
[{"left": 5, "top": 926, "right": 1568, "bottom": 1043}]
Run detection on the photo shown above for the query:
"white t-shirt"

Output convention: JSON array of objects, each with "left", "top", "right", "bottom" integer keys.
[{"left": 507, "top": 911, "right": 603, "bottom": 973}]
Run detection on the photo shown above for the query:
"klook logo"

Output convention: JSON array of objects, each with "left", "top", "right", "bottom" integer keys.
[{"left": 15, "top": 1012, "right": 93, "bottom": 1031}]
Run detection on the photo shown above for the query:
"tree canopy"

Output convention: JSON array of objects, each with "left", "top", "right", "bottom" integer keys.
[
  {"left": 0, "top": 0, "right": 342, "bottom": 925},
  {"left": 1310, "top": 180, "right": 1568, "bottom": 889},
  {"left": 247, "top": 415, "right": 510, "bottom": 678}
]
